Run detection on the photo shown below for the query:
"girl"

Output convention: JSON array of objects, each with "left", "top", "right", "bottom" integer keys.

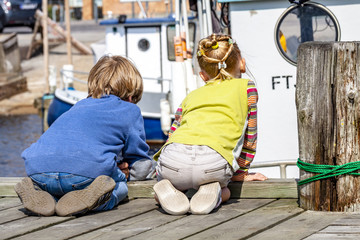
[{"left": 153, "top": 34, "right": 267, "bottom": 215}]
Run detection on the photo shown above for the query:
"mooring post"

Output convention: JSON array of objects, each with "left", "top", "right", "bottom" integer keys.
[{"left": 296, "top": 41, "right": 360, "bottom": 212}]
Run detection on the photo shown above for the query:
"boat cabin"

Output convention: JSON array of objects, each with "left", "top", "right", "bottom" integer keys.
[{"left": 220, "top": 0, "right": 360, "bottom": 177}]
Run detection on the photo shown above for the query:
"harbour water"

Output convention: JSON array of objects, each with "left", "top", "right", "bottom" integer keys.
[{"left": 0, "top": 114, "right": 42, "bottom": 177}]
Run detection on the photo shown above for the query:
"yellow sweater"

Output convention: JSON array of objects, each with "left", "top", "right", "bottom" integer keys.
[{"left": 154, "top": 78, "right": 249, "bottom": 171}]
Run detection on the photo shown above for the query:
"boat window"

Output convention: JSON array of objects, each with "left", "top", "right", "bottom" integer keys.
[
  {"left": 138, "top": 38, "right": 150, "bottom": 51},
  {"left": 167, "top": 23, "right": 196, "bottom": 61},
  {"left": 275, "top": 2, "right": 340, "bottom": 65}
]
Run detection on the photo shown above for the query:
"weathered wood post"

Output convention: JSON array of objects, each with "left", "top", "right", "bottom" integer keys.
[{"left": 296, "top": 42, "right": 360, "bottom": 212}]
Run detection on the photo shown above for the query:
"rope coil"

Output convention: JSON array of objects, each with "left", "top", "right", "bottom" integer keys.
[{"left": 297, "top": 158, "right": 360, "bottom": 185}]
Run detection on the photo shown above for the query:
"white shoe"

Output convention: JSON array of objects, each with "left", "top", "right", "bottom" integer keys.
[
  {"left": 153, "top": 179, "right": 190, "bottom": 215},
  {"left": 190, "top": 182, "right": 221, "bottom": 215}
]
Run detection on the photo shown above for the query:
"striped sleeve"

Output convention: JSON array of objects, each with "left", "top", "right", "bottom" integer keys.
[
  {"left": 168, "top": 105, "right": 183, "bottom": 139},
  {"left": 232, "top": 80, "right": 258, "bottom": 181}
]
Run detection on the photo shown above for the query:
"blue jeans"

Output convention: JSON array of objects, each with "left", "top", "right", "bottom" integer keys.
[{"left": 30, "top": 168, "right": 128, "bottom": 211}]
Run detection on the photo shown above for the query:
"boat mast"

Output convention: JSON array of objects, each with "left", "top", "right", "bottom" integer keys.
[
  {"left": 65, "top": 0, "right": 72, "bottom": 65},
  {"left": 196, "top": 0, "right": 213, "bottom": 38},
  {"left": 196, "top": 0, "right": 204, "bottom": 37},
  {"left": 42, "top": 0, "right": 49, "bottom": 93},
  {"left": 181, "top": 0, "right": 190, "bottom": 52},
  {"left": 175, "top": 0, "right": 181, "bottom": 36},
  {"left": 204, "top": 0, "right": 212, "bottom": 35}
]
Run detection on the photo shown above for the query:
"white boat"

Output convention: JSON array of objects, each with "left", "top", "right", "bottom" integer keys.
[{"left": 47, "top": 0, "right": 360, "bottom": 178}]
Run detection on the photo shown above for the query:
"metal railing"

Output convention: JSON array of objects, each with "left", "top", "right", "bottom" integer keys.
[
  {"left": 251, "top": 159, "right": 298, "bottom": 179},
  {"left": 59, "top": 68, "right": 171, "bottom": 93},
  {"left": 59, "top": 69, "right": 88, "bottom": 90}
]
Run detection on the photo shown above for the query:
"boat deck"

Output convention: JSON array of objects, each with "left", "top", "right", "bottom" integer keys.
[{"left": 1, "top": 178, "right": 360, "bottom": 240}]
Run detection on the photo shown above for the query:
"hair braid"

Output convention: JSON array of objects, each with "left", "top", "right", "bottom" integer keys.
[{"left": 197, "top": 34, "right": 241, "bottom": 80}]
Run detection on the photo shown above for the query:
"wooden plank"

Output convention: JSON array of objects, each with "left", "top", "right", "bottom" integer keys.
[
  {"left": 0, "top": 177, "right": 22, "bottom": 184},
  {"left": 0, "top": 215, "right": 71, "bottom": 239},
  {"left": 2, "top": 196, "right": 359, "bottom": 239},
  {"left": 247, "top": 211, "right": 346, "bottom": 240},
  {"left": 1, "top": 178, "right": 298, "bottom": 199},
  {"left": 127, "top": 179, "right": 298, "bottom": 199},
  {"left": 64, "top": 0, "right": 72, "bottom": 65},
  {"left": 35, "top": 10, "right": 92, "bottom": 55},
  {"left": 184, "top": 199, "right": 303, "bottom": 240},
  {"left": 126, "top": 198, "right": 275, "bottom": 240},
  {"left": 26, "top": 17, "right": 41, "bottom": 59},
  {"left": 127, "top": 179, "right": 155, "bottom": 199},
  {"left": 320, "top": 225, "right": 360, "bottom": 234},
  {"left": 0, "top": 197, "right": 21, "bottom": 210},
  {"left": 0, "top": 178, "right": 21, "bottom": 197},
  {"left": 229, "top": 179, "right": 298, "bottom": 199},
  {"left": 304, "top": 233, "right": 360, "bottom": 240},
  {"left": 72, "top": 209, "right": 185, "bottom": 240},
  {"left": 1, "top": 178, "right": 157, "bottom": 198},
  {"left": 331, "top": 217, "right": 360, "bottom": 226},
  {"left": 0, "top": 207, "right": 27, "bottom": 225},
  {"left": 13, "top": 199, "right": 157, "bottom": 240}
]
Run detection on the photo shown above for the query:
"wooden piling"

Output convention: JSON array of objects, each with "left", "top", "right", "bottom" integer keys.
[
  {"left": 296, "top": 42, "right": 360, "bottom": 212},
  {"left": 0, "top": 33, "right": 27, "bottom": 100}
]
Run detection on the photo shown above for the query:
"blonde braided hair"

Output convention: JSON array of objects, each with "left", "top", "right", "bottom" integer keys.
[{"left": 197, "top": 34, "right": 241, "bottom": 81}]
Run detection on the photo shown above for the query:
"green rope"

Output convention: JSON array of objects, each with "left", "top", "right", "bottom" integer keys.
[{"left": 297, "top": 158, "right": 360, "bottom": 186}]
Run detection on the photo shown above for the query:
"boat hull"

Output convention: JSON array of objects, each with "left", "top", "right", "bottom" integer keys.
[{"left": 47, "top": 95, "right": 72, "bottom": 127}]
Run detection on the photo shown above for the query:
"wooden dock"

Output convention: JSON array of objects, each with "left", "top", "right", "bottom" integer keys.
[{"left": 1, "top": 178, "right": 360, "bottom": 240}]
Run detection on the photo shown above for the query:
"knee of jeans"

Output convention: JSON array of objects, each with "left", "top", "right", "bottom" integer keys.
[
  {"left": 112, "top": 167, "right": 127, "bottom": 182},
  {"left": 94, "top": 181, "right": 128, "bottom": 211}
]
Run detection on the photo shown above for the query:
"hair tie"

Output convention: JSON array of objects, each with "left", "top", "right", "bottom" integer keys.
[
  {"left": 228, "top": 38, "right": 233, "bottom": 45},
  {"left": 197, "top": 49, "right": 205, "bottom": 56},
  {"left": 218, "top": 62, "right": 227, "bottom": 69},
  {"left": 212, "top": 42, "right": 219, "bottom": 49}
]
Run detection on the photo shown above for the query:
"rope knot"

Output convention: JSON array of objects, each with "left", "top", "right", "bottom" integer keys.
[{"left": 297, "top": 158, "right": 360, "bottom": 185}]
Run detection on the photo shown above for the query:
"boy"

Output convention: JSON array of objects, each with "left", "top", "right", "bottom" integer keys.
[{"left": 15, "top": 55, "right": 152, "bottom": 216}]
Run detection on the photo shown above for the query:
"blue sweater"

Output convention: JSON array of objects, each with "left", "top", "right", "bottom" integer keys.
[{"left": 22, "top": 95, "right": 150, "bottom": 179}]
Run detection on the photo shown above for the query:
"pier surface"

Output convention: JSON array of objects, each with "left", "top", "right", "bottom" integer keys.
[{"left": 1, "top": 178, "right": 360, "bottom": 240}]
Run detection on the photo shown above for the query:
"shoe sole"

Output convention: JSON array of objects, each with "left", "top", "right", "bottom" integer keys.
[
  {"left": 55, "top": 175, "right": 116, "bottom": 216},
  {"left": 153, "top": 179, "right": 189, "bottom": 215},
  {"left": 190, "top": 182, "right": 221, "bottom": 215},
  {"left": 14, "top": 177, "right": 56, "bottom": 216}
]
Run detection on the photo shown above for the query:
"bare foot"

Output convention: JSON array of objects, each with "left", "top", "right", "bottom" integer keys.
[{"left": 221, "top": 187, "right": 231, "bottom": 202}]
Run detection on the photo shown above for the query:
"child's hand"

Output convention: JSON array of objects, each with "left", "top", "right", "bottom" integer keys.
[
  {"left": 244, "top": 172, "right": 268, "bottom": 181},
  {"left": 118, "top": 162, "right": 129, "bottom": 179}
]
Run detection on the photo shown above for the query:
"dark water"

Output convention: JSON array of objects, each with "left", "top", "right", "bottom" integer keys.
[{"left": 0, "top": 114, "right": 42, "bottom": 177}]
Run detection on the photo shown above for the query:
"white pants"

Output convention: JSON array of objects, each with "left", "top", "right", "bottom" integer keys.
[{"left": 156, "top": 143, "right": 233, "bottom": 191}]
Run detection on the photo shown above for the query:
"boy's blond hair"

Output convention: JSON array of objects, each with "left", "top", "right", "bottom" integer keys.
[
  {"left": 87, "top": 55, "right": 143, "bottom": 103},
  {"left": 197, "top": 34, "right": 241, "bottom": 80}
]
